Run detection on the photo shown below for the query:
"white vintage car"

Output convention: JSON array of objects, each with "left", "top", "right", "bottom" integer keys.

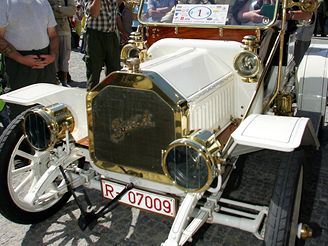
[{"left": 0, "top": 0, "right": 327, "bottom": 245}]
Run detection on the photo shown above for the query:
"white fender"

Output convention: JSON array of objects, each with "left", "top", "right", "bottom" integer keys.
[
  {"left": 297, "top": 42, "right": 328, "bottom": 116},
  {"left": 0, "top": 83, "right": 87, "bottom": 141},
  {"left": 231, "top": 114, "right": 319, "bottom": 153}
]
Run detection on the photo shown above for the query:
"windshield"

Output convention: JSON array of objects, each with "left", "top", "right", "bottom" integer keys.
[{"left": 138, "top": 0, "right": 278, "bottom": 28}]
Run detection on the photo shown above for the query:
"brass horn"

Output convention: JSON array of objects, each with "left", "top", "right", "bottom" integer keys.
[{"left": 287, "top": 0, "right": 319, "bottom": 12}]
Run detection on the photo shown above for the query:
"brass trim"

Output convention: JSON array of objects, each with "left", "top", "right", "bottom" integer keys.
[
  {"left": 287, "top": 0, "right": 319, "bottom": 12},
  {"left": 121, "top": 27, "right": 148, "bottom": 65},
  {"left": 219, "top": 28, "right": 224, "bottom": 37},
  {"left": 97, "top": 161, "right": 173, "bottom": 183},
  {"left": 274, "top": 92, "right": 293, "bottom": 116},
  {"left": 264, "top": 0, "right": 289, "bottom": 112},
  {"left": 120, "top": 43, "right": 139, "bottom": 64},
  {"left": 87, "top": 71, "right": 189, "bottom": 185},
  {"left": 300, "top": 224, "right": 313, "bottom": 239}
]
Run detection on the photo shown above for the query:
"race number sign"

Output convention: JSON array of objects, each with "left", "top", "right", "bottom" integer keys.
[{"left": 173, "top": 4, "right": 229, "bottom": 25}]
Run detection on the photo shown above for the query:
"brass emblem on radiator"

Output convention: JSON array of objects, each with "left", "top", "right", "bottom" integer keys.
[{"left": 111, "top": 111, "right": 155, "bottom": 143}]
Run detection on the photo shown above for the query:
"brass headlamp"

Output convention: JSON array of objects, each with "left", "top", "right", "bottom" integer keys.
[
  {"left": 24, "top": 103, "right": 74, "bottom": 151},
  {"left": 234, "top": 35, "right": 262, "bottom": 83},
  {"left": 162, "top": 130, "right": 221, "bottom": 192}
]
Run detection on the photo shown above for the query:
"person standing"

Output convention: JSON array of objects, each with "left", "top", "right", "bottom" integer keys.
[
  {"left": 71, "top": 2, "right": 85, "bottom": 49},
  {"left": 0, "top": 0, "right": 58, "bottom": 90},
  {"left": 294, "top": 12, "right": 317, "bottom": 67},
  {"left": 147, "top": 0, "right": 175, "bottom": 22},
  {"left": 117, "top": 0, "right": 133, "bottom": 47},
  {"left": 0, "top": 53, "right": 9, "bottom": 134},
  {"left": 0, "top": 0, "right": 58, "bottom": 118},
  {"left": 49, "top": 0, "right": 76, "bottom": 87},
  {"left": 314, "top": 0, "right": 327, "bottom": 37},
  {"left": 84, "top": 0, "right": 124, "bottom": 91},
  {"left": 0, "top": 81, "right": 10, "bottom": 135}
]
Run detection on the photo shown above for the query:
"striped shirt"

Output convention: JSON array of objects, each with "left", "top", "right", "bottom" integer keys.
[{"left": 86, "top": 0, "right": 117, "bottom": 33}]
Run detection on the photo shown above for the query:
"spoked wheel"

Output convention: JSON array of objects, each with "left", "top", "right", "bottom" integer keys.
[
  {"left": 264, "top": 149, "right": 304, "bottom": 246},
  {"left": 0, "top": 108, "right": 71, "bottom": 224}
]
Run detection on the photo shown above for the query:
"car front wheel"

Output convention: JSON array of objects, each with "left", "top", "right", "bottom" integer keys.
[
  {"left": 0, "top": 108, "right": 71, "bottom": 224},
  {"left": 264, "top": 149, "right": 304, "bottom": 246}
]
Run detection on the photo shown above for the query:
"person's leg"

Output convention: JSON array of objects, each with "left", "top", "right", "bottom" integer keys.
[
  {"left": 80, "top": 31, "right": 86, "bottom": 54},
  {"left": 37, "top": 62, "right": 58, "bottom": 84},
  {"left": 104, "top": 32, "right": 121, "bottom": 77},
  {"left": 55, "top": 37, "right": 61, "bottom": 83},
  {"left": 5, "top": 48, "right": 57, "bottom": 119},
  {"left": 85, "top": 29, "right": 106, "bottom": 91},
  {"left": 5, "top": 57, "right": 39, "bottom": 91},
  {"left": 31, "top": 46, "right": 58, "bottom": 84},
  {"left": 294, "top": 40, "right": 311, "bottom": 67},
  {"left": 319, "top": 13, "right": 326, "bottom": 37},
  {"left": 0, "top": 106, "right": 10, "bottom": 130},
  {"left": 57, "top": 35, "right": 71, "bottom": 86},
  {"left": 61, "top": 34, "right": 72, "bottom": 86},
  {"left": 259, "top": 28, "right": 279, "bottom": 65}
]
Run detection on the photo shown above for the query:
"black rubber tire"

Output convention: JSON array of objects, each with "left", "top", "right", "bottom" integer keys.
[
  {"left": 264, "top": 149, "right": 304, "bottom": 246},
  {"left": 0, "top": 108, "right": 71, "bottom": 224}
]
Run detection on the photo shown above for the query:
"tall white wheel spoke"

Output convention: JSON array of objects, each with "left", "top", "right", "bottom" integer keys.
[
  {"left": 14, "top": 172, "right": 34, "bottom": 193},
  {"left": 11, "top": 164, "right": 33, "bottom": 175},
  {"left": 15, "top": 150, "right": 37, "bottom": 162}
]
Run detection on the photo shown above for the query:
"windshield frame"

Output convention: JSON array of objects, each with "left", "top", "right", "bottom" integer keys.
[{"left": 137, "top": 0, "right": 279, "bottom": 30}]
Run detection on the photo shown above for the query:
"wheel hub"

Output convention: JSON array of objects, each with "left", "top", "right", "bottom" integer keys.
[{"left": 297, "top": 223, "right": 313, "bottom": 239}]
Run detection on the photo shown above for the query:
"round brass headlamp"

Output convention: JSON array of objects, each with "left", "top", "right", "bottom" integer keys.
[
  {"left": 24, "top": 103, "right": 74, "bottom": 151},
  {"left": 234, "top": 51, "right": 261, "bottom": 78},
  {"left": 162, "top": 130, "right": 220, "bottom": 192}
]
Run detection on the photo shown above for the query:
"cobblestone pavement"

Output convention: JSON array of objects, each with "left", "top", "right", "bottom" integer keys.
[{"left": 0, "top": 48, "right": 328, "bottom": 246}]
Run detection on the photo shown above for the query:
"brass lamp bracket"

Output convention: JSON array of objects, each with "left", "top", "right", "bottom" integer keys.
[
  {"left": 274, "top": 91, "right": 294, "bottom": 116},
  {"left": 241, "top": 35, "right": 259, "bottom": 53}
]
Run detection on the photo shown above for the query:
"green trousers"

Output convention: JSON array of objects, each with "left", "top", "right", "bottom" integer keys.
[
  {"left": 85, "top": 28, "right": 121, "bottom": 91},
  {"left": 5, "top": 46, "right": 57, "bottom": 91},
  {"left": 5, "top": 46, "right": 58, "bottom": 119}
]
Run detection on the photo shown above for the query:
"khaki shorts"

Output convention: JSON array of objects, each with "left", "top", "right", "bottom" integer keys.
[{"left": 56, "top": 34, "right": 71, "bottom": 72}]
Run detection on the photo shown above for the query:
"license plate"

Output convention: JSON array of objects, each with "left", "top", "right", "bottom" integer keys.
[{"left": 101, "top": 179, "right": 176, "bottom": 217}]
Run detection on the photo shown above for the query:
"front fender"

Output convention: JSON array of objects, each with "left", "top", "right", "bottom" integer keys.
[
  {"left": 230, "top": 114, "right": 319, "bottom": 155},
  {"left": 0, "top": 83, "right": 87, "bottom": 141}
]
